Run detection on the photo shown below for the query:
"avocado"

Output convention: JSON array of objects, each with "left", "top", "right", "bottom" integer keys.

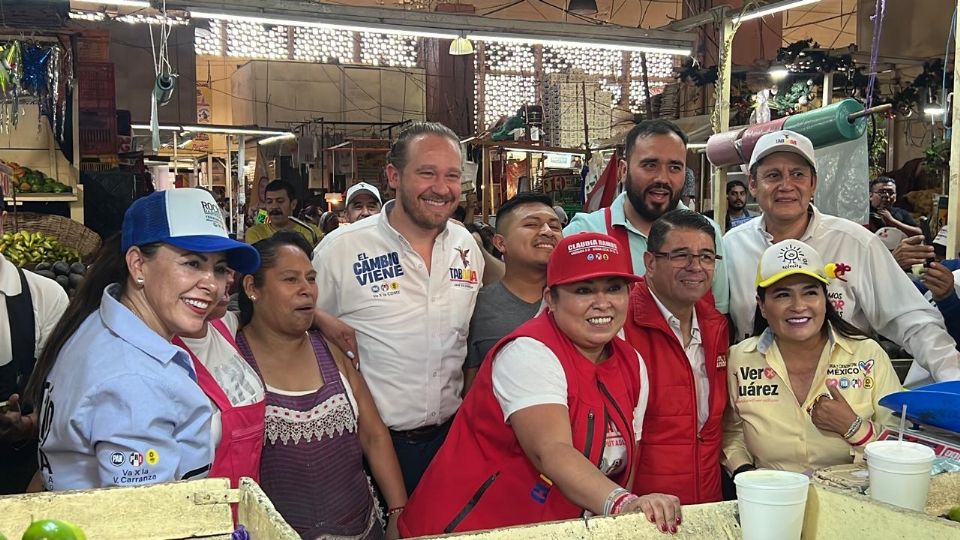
[
  {"left": 69, "top": 262, "right": 86, "bottom": 275},
  {"left": 68, "top": 273, "right": 84, "bottom": 288},
  {"left": 52, "top": 261, "right": 70, "bottom": 276},
  {"left": 35, "top": 269, "right": 56, "bottom": 280},
  {"left": 35, "top": 262, "right": 51, "bottom": 272},
  {"left": 55, "top": 275, "right": 69, "bottom": 289}
]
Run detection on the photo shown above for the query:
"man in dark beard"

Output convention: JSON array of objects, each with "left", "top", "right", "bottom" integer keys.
[{"left": 565, "top": 119, "right": 730, "bottom": 314}]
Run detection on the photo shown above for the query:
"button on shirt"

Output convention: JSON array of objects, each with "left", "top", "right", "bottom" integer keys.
[
  {"left": 39, "top": 284, "right": 213, "bottom": 491},
  {"left": 313, "top": 201, "right": 484, "bottom": 431},
  {"left": 565, "top": 193, "right": 729, "bottom": 314},
  {"left": 0, "top": 253, "right": 69, "bottom": 368},
  {"left": 649, "top": 291, "right": 709, "bottom": 431}
]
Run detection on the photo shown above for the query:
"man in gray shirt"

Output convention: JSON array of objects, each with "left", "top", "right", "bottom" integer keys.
[{"left": 463, "top": 193, "right": 563, "bottom": 392}]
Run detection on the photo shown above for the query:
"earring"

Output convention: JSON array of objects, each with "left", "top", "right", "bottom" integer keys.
[
  {"left": 136, "top": 277, "right": 145, "bottom": 288},
  {"left": 249, "top": 295, "right": 257, "bottom": 302}
]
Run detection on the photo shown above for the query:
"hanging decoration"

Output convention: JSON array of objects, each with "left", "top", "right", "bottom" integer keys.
[
  {"left": 149, "top": 0, "right": 178, "bottom": 151},
  {"left": 0, "top": 39, "right": 70, "bottom": 138},
  {"left": 1, "top": 41, "right": 23, "bottom": 128},
  {"left": 21, "top": 44, "right": 51, "bottom": 95}
]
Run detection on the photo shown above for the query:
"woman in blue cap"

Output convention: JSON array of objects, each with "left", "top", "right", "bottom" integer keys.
[{"left": 26, "top": 188, "right": 260, "bottom": 490}]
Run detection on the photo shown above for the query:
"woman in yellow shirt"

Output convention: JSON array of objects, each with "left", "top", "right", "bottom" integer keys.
[{"left": 723, "top": 239, "right": 903, "bottom": 477}]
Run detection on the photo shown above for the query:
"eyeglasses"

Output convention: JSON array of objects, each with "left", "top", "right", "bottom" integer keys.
[{"left": 651, "top": 251, "right": 722, "bottom": 268}]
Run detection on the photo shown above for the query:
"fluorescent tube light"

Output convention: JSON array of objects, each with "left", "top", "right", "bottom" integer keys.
[
  {"left": 180, "top": 125, "right": 290, "bottom": 136},
  {"left": 733, "top": 0, "right": 821, "bottom": 23},
  {"left": 189, "top": 11, "right": 459, "bottom": 40},
  {"left": 258, "top": 133, "right": 297, "bottom": 145},
  {"left": 924, "top": 107, "right": 945, "bottom": 116},
  {"left": 467, "top": 33, "right": 689, "bottom": 56},
  {"left": 74, "top": 0, "right": 152, "bottom": 7},
  {"left": 131, "top": 123, "right": 182, "bottom": 131}
]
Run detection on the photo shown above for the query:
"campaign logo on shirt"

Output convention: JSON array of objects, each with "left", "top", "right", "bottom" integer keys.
[
  {"left": 353, "top": 251, "right": 405, "bottom": 286},
  {"left": 449, "top": 247, "right": 479, "bottom": 288},
  {"left": 736, "top": 366, "right": 780, "bottom": 401},
  {"left": 371, "top": 281, "right": 401, "bottom": 299}
]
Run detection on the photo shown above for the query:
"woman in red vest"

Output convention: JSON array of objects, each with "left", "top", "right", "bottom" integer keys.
[{"left": 399, "top": 232, "right": 681, "bottom": 537}]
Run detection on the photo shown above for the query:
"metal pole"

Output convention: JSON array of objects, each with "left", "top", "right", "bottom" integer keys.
[
  {"left": 226, "top": 135, "right": 234, "bottom": 235},
  {"left": 237, "top": 135, "right": 246, "bottom": 238},
  {"left": 822, "top": 72, "right": 834, "bottom": 106},
  {"left": 946, "top": 0, "right": 960, "bottom": 259},
  {"left": 712, "top": 16, "right": 735, "bottom": 230}
]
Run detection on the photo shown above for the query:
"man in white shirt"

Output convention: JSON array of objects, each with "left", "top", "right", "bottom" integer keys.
[
  {"left": 0, "top": 189, "right": 70, "bottom": 493},
  {"left": 621, "top": 209, "right": 730, "bottom": 504},
  {"left": 724, "top": 130, "right": 960, "bottom": 385},
  {"left": 313, "top": 122, "right": 483, "bottom": 493}
]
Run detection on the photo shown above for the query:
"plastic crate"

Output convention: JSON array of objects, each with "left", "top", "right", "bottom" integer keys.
[
  {"left": 76, "top": 30, "right": 111, "bottom": 63},
  {"left": 79, "top": 110, "right": 118, "bottom": 156},
  {"left": 77, "top": 62, "right": 116, "bottom": 112}
]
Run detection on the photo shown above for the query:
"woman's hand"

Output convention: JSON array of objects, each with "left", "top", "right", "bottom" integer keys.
[
  {"left": 385, "top": 514, "right": 400, "bottom": 540},
  {"left": 623, "top": 493, "right": 682, "bottom": 534},
  {"left": 810, "top": 384, "right": 858, "bottom": 436},
  {"left": 0, "top": 394, "right": 34, "bottom": 442}
]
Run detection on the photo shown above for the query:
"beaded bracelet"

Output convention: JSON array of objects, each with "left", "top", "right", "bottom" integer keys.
[
  {"left": 842, "top": 416, "right": 864, "bottom": 440},
  {"left": 386, "top": 506, "right": 405, "bottom": 518},
  {"left": 611, "top": 493, "right": 640, "bottom": 515},
  {"left": 603, "top": 487, "right": 630, "bottom": 515}
]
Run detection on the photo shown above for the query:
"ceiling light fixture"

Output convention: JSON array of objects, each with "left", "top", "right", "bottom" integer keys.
[
  {"left": 74, "top": 0, "right": 152, "bottom": 7},
  {"left": 768, "top": 62, "right": 790, "bottom": 80},
  {"left": 189, "top": 10, "right": 459, "bottom": 40},
  {"left": 733, "top": 0, "right": 822, "bottom": 23},
  {"left": 449, "top": 35, "right": 475, "bottom": 56},
  {"left": 258, "top": 133, "right": 297, "bottom": 145},
  {"left": 467, "top": 34, "right": 690, "bottom": 56}
]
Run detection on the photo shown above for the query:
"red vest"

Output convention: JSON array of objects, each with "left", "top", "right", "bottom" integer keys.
[
  {"left": 398, "top": 313, "right": 643, "bottom": 537},
  {"left": 622, "top": 280, "right": 729, "bottom": 504}
]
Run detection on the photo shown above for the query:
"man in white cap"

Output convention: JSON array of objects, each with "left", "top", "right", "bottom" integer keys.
[
  {"left": 344, "top": 182, "right": 383, "bottom": 224},
  {"left": 724, "top": 130, "right": 960, "bottom": 385}
]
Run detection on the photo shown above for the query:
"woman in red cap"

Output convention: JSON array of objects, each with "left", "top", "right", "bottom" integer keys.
[{"left": 398, "top": 232, "right": 681, "bottom": 537}]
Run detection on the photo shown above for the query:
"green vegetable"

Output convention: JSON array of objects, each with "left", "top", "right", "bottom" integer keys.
[
  {"left": 20, "top": 519, "right": 80, "bottom": 540},
  {"left": 949, "top": 505, "right": 960, "bottom": 522}
]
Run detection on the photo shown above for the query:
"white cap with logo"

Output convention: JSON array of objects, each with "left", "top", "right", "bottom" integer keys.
[
  {"left": 346, "top": 182, "right": 382, "bottom": 206},
  {"left": 756, "top": 239, "right": 829, "bottom": 288},
  {"left": 748, "top": 130, "right": 817, "bottom": 172}
]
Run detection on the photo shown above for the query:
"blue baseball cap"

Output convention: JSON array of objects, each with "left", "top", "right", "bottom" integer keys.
[{"left": 121, "top": 189, "right": 260, "bottom": 273}]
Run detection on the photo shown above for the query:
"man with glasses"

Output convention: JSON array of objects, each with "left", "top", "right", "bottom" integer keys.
[
  {"left": 868, "top": 177, "right": 920, "bottom": 236},
  {"left": 621, "top": 209, "right": 729, "bottom": 504},
  {"left": 724, "top": 130, "right": 960, "bottom": 385}
]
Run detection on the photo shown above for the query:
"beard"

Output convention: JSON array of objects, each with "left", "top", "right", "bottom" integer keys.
[
  {"left": 728, "top": 199, "right": 746, "bottom": 211},
  {"left": 397, "top": 186, "right": 453, "bottom": 231},
  {"left": 624, "top": 172, "right": 681, "bottom": 222}
]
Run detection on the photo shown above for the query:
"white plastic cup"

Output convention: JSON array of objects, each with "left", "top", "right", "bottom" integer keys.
[
  {"left": 865, "top": 440, "right": 935, "bottom": 511},
  {"left": 734, "top": 470, "right": 810, "bottom": 540}
]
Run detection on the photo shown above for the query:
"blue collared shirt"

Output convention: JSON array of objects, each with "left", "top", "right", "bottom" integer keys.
[
  {"left": 39, "top": 284, "right": 213, "bottom": 490},
  {"left": 565, "top": 193, "right": 730, "bottom": 313}
]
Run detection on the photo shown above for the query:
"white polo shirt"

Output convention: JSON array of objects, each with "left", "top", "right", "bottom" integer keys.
[
  {"left": 313, "top": 201, "right": 484, "bottom": 431},
  {"left": 0, "top": 253, "right": 69, "bottom": 367},
  {"left": 724, "top": 205, "right": 960, "bottom": 386}
]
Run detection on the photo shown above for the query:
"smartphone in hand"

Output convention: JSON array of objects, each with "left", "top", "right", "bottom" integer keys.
[{"left": 919, "top": 217, "right": 935, "bottom": 267}]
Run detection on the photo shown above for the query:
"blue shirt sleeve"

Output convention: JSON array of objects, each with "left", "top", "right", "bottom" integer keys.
[
  {"left": 934, "top": 292, "right": 960, "bottom": 352},
  {"left": 83, "top": 374, "right": 211, "bottom": 487}
]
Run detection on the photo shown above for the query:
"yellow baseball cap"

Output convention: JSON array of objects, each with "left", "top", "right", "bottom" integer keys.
[{"left": 755, "top": 239, "right": 830, "bottom": 288}]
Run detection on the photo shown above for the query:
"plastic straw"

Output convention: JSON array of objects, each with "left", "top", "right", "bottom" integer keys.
[{"left": 898, "top": 403, "right": 907, "bottom": 444}]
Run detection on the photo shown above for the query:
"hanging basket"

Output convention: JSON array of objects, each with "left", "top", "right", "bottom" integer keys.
[{"left": 2, "top": 212, "right": 102, "bottom": 262}]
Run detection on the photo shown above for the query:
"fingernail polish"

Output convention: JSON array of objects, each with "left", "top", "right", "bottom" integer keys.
[
  {"left": 660, "top": 524, "right": 668, "bottom": 532},
  {"left": 671, "top": 526, "right": 678, "bottom": 534}
]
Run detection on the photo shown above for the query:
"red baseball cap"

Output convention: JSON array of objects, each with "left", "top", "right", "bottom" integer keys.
[{"left": 547, "top": 232, "right": 640, "bottom": 287}]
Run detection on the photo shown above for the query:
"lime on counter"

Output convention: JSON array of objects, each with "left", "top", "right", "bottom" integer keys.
[
  {"left": 20, "top": 520, "right": 80, "bottom": 540},
  {"left": 948, "top": 505, "right": 960, "bottom": 522}
]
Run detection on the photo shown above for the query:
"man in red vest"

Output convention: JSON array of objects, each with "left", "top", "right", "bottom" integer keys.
[{"left": 622, "top": 209, "right": 729, "bottom": 504}]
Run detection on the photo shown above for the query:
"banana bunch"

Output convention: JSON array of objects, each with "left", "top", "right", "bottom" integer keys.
[{"left": 0, "top": 231, "right": 81, "bottom": 267}]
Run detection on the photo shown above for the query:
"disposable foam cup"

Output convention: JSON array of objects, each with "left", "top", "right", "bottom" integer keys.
[
  {"left": 734, "top": 469, "right": 810, "bottom": 540},
  {"left": 865, "top": 440, "right": 935, "bottom": 511}
]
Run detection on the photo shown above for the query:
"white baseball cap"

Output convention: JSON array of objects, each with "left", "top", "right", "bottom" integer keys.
[
  {"left": 756, "top": 239, "right": 829, "bottom": 288},
  {"left": 345, "top": 182, "right": 382, "bottom": 206},
  {"left": 748, "top": 130, "right": 817, "bottom": 172}
]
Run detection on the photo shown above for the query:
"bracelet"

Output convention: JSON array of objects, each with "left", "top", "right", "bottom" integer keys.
[
  {"left": 611, "top": 493, "right": 640, "bottom": 515},
  {"left": 602, "top": 487, "right": 630, "bottom": 515},
  {"left": 842, "top": 416, "right": 864, "bottom": 440},
  {"left": 386, "top": 506, "right": 404, "bottom": 518}
]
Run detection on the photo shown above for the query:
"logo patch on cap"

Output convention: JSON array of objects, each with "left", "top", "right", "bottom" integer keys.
[
  {"left": 200, "top": 200, "right": 226, "bottom": 231},
  {"left": 777, "top": 245, "right": 808, "bottom": 269}
]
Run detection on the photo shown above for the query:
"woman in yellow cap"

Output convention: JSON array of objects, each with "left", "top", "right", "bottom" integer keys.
[{"left": 723, "top": 239, "right": 903, "bottom": 478}]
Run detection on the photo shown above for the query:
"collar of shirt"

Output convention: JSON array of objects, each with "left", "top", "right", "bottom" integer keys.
[
  {"left": 99, "top": 284, "right": 196, "bottom": 377},
  {"left": 0, "top": 253, "right": 23, "bottom": 295},
  {"left": 755, "top": 204, "right": 821, "bottom": 243},
  {"left": 648, "top": 288, "right": 701, "bottom": 347},
  {"left": 378, "top": 199, "right": 452, "bottom": 252},
  {"left": 610, "top": 192, "right": 693, "bottom": 238}
]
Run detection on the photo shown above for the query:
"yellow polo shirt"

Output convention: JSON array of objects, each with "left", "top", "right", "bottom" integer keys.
[
  {"left": 244, "top": 220, "right": 323, "bottom": 247},
  {"left": 722, "top": 326, "right": 903, "bottom": 474}
]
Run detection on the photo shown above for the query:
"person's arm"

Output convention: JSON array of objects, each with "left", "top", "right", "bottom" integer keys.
[
  {"left": 562, "top": 212, "right": 594, "bottom": 236},
  {"left": 88, "top": 375, "right": 209, "bottom": 487},
  {"left": 0, "top": 394, "right": 37, "bottom": 442},
  {"left": 879, "top": 209, "right": 922, "bottom": 237},
  {"left": 858, "top": 237, "right": 960, "bottom": 382},
  {"left": 313, "top": 309, "right": 359, "bottom": 367},
  {"left": 327, "top": 340, "right": 406, "bottom": 539}
]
